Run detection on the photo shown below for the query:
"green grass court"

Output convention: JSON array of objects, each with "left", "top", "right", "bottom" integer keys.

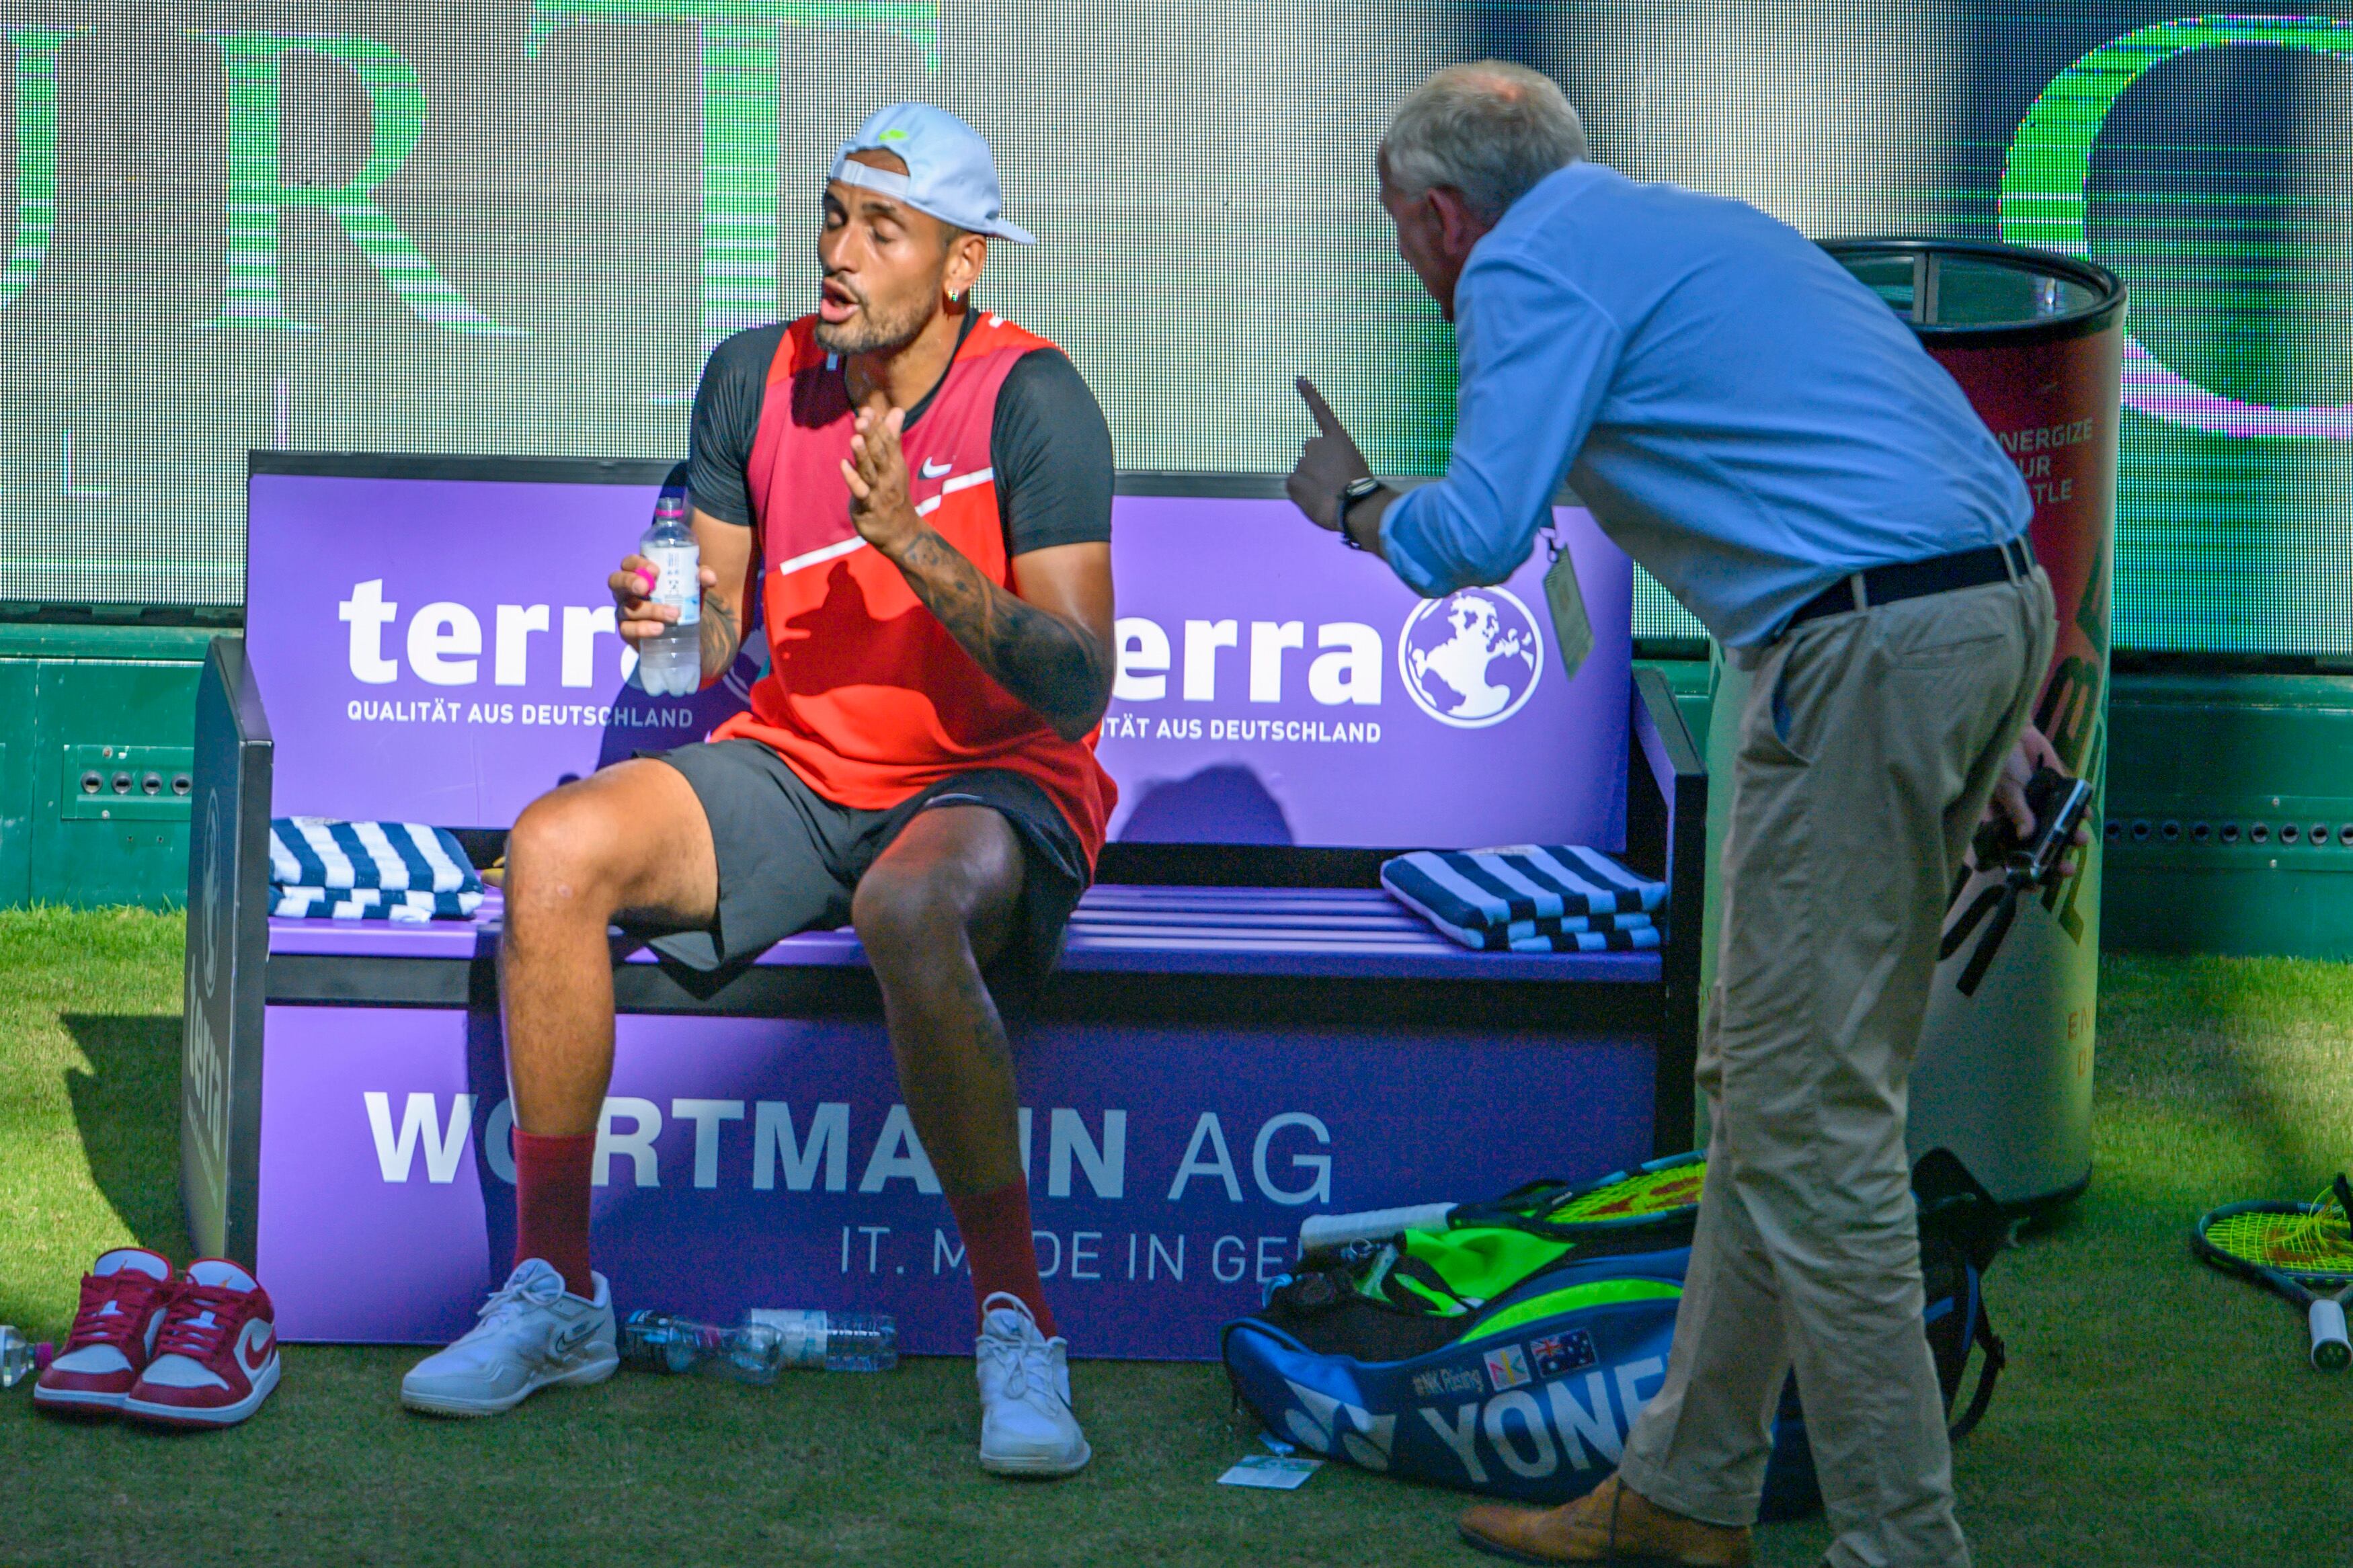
[{"left": 3, "top": 907, "right": 2348, "bottom": 1565}]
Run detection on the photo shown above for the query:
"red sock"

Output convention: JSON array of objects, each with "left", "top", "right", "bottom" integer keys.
[
  {"left": 946, "top": 1177, "right": 1057, "bottom": 1338},
  {"left": 514, "top": 1130, "right": 596, "bottom": 1299}
]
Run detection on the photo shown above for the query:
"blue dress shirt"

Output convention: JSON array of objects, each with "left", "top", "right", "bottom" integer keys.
[{"left": 1380, "top": 163, "right": 2034, "bottom": 651}]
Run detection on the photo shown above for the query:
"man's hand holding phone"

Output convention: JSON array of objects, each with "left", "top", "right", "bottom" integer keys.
[{"left": 1983, "top": 723, "right": 2093, "bottom": 882}]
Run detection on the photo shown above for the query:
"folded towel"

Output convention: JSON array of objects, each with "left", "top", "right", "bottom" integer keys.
[
  {"left": 1425, "top": 915, "right": 1661, "bottom": 954},
  {"left": 1430, "top": 912, "right": 1656, "bottom": 952},
  {"left": 270, "top": 817, "right": 481, "bottom": 895},
  {"left": 1384, "top": 845, "right": 1665, "bottom": 923},
  {"left": 273, "top": 886, "right": 484, "bottom": 923},
  {"left": 1382, "top": 845, "right": 1668, "bottom": 954}
]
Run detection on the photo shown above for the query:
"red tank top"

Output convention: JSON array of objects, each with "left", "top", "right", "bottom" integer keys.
[{"left": 709, "top": 314, "right": 1116, "bottom": 866}]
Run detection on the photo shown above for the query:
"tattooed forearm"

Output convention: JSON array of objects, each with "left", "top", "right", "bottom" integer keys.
[
  {"left": 887, "top": 529, "right": 1111, "bottom": 741},
  {"left": 699, "top": 587, "right": 742, "bottom": 684}
]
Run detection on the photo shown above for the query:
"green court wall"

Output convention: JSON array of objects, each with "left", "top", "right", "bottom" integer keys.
[
  {"left": 0, "top": 623, "right": 210, "bottom": 909},
  {"left": 1642, "top": 655, "right": 2353, "bottom": 962}
]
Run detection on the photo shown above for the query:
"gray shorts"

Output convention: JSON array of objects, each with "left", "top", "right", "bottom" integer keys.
[{"left": 639, "top": 739, "right": 1088, "bottom": 979}]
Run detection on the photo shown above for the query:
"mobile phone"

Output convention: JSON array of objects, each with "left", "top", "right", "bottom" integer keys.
[{"left": 2021, "top": 766, "right": 2095, "bottom": 887}]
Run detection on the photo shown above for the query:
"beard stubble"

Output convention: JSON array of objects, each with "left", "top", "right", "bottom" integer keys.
[{"left": 812, "top": 276, "right": 937, "bottom": 357}]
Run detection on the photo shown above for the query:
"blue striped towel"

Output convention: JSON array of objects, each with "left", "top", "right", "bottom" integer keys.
[
  {"left": 1484, "top": 923, "right": 1660, "bottom": 955},
  {"left": 272, "top": 887, "right": 484, "bottom": 923},
  {"left": 269, "top": 817, "right": 481, "bottom": 895},
  {"left": 1437, "top": 913, "right": 1659, "bottom": 954},
  {"left": 1382, "top": 845, "right": 1667, "bottom": 953}
]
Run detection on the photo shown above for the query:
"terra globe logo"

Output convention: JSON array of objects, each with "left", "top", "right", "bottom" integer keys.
[{"left": 1398, "top": 587, "right": 1546, "bottom": 729}]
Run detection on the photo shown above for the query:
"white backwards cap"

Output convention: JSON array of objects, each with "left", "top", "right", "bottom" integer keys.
[{"left": 830, "top": 103, "right": 1035, "bottom": 245}]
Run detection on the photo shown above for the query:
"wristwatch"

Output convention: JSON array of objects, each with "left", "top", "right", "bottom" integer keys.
[{"left": 1336, "top": 476, "right": 1383, "bottom": 550}]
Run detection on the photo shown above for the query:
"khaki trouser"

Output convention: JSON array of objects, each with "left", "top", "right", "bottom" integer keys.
[{"left": 1616, "top": 570, "right": 2057, "bottom": 1568}]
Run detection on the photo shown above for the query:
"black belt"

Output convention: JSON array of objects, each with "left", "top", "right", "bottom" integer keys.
[{"left": 1786, "top": 536, "right": 2035, "bottom": 632}]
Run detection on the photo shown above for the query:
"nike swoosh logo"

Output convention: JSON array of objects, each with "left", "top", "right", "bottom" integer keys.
[
  {"left": 920, "top": 459, "right": 953, "bottom": 479},
  {"left": 237, "top": 1317, "right": 276, "bottom": 1375},
  {"left": 551, "top": 1321, "right": 598, "bottom": 1358}
]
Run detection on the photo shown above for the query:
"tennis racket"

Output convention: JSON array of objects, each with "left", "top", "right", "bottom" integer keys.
[
  {"left": 2192, "top": 1174, "right": 2353, "bottom": 1371},
  {"left": 1298, "top": 1150, "right": 1706, "bottom": 1253}
]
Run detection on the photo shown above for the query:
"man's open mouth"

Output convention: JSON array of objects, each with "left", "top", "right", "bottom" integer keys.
[{"left": 818, "top": 278, "right": 861, "bottom": 323}]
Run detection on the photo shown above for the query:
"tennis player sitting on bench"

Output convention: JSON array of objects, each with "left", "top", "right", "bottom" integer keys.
[{"left": 399, "top": 104, "right": 1117, "bottom": 1479}]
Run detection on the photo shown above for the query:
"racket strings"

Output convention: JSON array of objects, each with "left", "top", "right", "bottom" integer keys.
[
  {"left": 1550, "top": 1163, "right": 1707, "bottom": 1223},
  {"left": 2281, "top": 1183, "right": 2353, "bottom": 1258},
  {"left": 2208, "top": 1203, "right": 2353, "bottom": 1278}
]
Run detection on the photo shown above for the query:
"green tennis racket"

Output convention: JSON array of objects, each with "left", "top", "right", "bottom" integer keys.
[
  {"left": 2192, "top": 1175, "right": 2353, "bottom": 1371},
  {"left": 1298, "top": 1150, "right": 1706, "bottom": 1253}
]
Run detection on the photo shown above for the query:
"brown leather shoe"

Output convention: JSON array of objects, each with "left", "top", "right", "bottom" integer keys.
[{"left": 1456, "top": 1475, "right": 1753, "bottom": 1566}]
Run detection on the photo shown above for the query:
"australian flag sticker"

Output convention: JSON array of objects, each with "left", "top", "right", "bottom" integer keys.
[{"left": 1530, "top": 1329, "right": 1598, "bottom": 1379}]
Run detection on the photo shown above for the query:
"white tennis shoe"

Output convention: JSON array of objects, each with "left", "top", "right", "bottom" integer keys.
[
  {"left": 974, "top": 1292, "right": 1091, "bottom": 1477},
  {"left": 399, "top": 1258, "right": 616, "bottom": 1417}
]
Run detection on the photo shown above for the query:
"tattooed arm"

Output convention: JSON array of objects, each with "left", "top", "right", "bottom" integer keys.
[
  {"left": 889, "top": 533, "right": 1115, "bottom": 741},
  {"left": 842, "top": 400, "right": 1114, "bottom": 741},
  {"left": 689, "top": 509, "right": 754, "bottom": 685},
  {"left": 608, "top": 506, "right": 756, "bottom": 689}
]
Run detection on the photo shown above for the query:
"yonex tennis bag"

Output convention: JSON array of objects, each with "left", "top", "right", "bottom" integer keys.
[
  {"left": 1225, "top": 1151, "right": 2007, "bottom": 1519},
  {"left": 1225, "top": 1245, "right": 1827, "bottom": 1516}
]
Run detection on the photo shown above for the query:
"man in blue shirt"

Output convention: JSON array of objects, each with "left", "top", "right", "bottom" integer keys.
[{"left": 1289, "top": 63, "right": 2057, "bottom": 1568}]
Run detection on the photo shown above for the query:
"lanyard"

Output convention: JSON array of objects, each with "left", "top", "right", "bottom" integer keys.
[{"left": 1540, "top": 523, "right": 1595, "bottom": 683}]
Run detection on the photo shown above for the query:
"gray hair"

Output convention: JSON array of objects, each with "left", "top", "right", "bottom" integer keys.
[{"left": 1380, "top": 61, "right": 1587, "bottom": 224}]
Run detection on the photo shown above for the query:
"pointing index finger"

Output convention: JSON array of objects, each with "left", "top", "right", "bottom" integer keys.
[{"left": 1295, "top": 376, "right": 1346, "bottom": 440}]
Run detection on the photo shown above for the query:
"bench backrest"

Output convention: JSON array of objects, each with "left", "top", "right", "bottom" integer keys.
[{"left": 243, "top": 456, "right": 1632, "bottom": 854}]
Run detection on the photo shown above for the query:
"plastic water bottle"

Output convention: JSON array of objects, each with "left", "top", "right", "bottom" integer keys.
[
  {"left": 0, "top": 1326, "right": 48, "bottom": 1389},
  {"left": 619, "top": 1311, "right": 785, "bottom": 1385},
  {"left": 745, "top": 1308, "right": 898, "bottom": 1372},
  {"left": 634, "top": 489, "right": 700, "bottom": 697}
]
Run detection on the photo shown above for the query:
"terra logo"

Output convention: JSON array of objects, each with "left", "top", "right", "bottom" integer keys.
[{"left": 1398, "top": 587, "right": 1546, "bottom": 729}]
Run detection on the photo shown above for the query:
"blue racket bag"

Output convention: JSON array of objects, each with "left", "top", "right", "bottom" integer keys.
[
  {"left": 1226, "top": 1245, "right": 1822, "bottom": 1518},
  {"left": 1224, "top": 1157, "right": 2005, "bottom": 1520}
]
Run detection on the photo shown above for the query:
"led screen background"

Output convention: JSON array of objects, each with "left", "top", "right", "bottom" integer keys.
[{"left": 0, "top": 4, "right": 2347, "bottom": 653}]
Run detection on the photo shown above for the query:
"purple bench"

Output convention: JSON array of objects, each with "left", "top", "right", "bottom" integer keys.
[
  {"left": 181, "top": 458, "right": 1704, "bottom": 1360},
  {"left": 265, "top": 885, "right": 1667, "bottom": 981}
]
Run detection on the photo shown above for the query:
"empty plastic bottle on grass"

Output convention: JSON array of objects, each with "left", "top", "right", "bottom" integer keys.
[
  {"left": 620, "top": 1312, "right": 786, "bottom": 1385},
  {"left": 1, "top": 1325, "right": 50, "bottom": 1389},
  {"left": 746, "top": 1308, "right": 898, "bottom": 1372},
  {"left": 633, "top": 489, "right": 701, "bottom": 697},
  {"left": 619, "top": 1309, "right": 897, "bottom": 1379}
]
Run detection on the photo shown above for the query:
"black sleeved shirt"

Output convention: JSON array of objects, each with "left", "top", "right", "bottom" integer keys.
[{"left": 686, "top": 317, "right": 1115, "bottom": 556}]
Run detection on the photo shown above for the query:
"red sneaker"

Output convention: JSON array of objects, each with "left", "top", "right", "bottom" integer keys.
[
  {"left": 34, "top": 1247, "right": 176, "bottom": 1415},
  {"left": 120, "top": 1260, "right": 280, "bottom": 1429}
]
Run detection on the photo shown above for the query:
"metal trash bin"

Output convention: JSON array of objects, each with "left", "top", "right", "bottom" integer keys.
[{"left": 1698, "top": 239, "right": 2125, "bottom": 1210}]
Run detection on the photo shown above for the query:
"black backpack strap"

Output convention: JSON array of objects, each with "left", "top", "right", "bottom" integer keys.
[{"left": 1948, "top": 1311, "right": 2006, "bottom": 1442}]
